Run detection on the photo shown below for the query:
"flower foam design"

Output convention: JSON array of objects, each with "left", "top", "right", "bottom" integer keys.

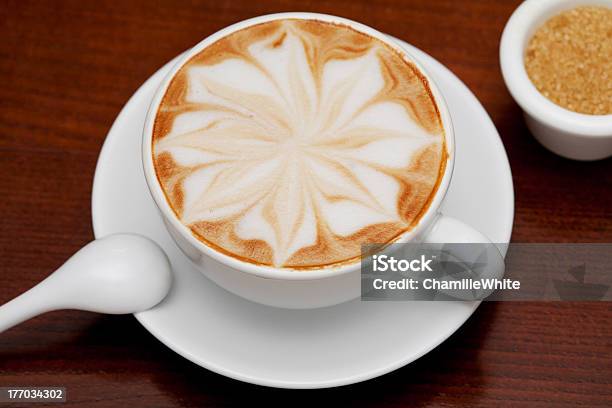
[{"left": 153, "top": 20, "right": 445, "bottom": 268}]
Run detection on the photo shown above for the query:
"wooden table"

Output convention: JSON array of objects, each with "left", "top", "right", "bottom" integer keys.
[{"left": 1, "top": 1, "right": 610, "bottom": 406}]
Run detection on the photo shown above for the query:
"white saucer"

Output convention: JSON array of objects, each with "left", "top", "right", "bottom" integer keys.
[{"left": 91, "top": 39, "right": 514, "bottom": 389}]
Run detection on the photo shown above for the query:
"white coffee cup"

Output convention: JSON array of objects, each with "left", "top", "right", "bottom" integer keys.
[{"left": 142, "top": 12, "right": 499, "bottom": 309}]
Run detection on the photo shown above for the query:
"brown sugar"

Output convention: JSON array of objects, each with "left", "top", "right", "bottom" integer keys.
[{"left": 524, "top": 6, "right": 612, "bottom": 115}]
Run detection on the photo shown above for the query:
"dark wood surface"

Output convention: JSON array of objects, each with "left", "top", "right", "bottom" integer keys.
[{"left": 1, "top": 1, "right": 611, "bottom": 406}]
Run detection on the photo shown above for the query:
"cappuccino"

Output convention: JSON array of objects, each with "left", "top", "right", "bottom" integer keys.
[{"left": 152, "top": 19, "right": 446, "bottom": 268}]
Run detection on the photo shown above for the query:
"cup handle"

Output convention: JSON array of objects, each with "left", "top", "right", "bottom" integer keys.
[
  {"left": 422, "top": 214, "right": 505, "bottom": 300},
  {"left": 425, "top": 215, "right": 492, "bottom": 245}
]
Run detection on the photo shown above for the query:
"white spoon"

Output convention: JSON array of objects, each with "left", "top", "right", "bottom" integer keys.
[{"left": 0, "top": 233, "right": 172, "bottom": 333}]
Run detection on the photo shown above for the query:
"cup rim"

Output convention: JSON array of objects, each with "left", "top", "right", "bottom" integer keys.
[
  {"left": 142, "top": 12, "right": 455, "bottom": 281},
  {"left": 499, "top": 0, "right": 612, "bottom": 137}
]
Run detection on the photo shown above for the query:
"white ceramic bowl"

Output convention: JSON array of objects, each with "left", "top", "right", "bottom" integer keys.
[{"left": 500, "top": 0, "right": 612, "bottom": 161}]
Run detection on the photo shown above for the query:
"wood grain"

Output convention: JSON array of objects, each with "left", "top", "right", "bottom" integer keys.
[{"left": 1, "top": 1, "right": 611, "bottom": 406}]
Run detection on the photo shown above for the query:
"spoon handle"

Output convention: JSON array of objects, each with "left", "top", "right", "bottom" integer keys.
[{"left": 0, "top": 276, "right": 62, "bottom": 333}]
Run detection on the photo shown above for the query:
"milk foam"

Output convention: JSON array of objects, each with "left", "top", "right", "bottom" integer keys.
[{"left": 153, "top": 19, "right": 445, "bottom": 268}]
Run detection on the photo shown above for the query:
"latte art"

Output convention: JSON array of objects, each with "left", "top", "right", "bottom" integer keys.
[{"left": 152, "top": 19, "right": 446, "bottom": 268}]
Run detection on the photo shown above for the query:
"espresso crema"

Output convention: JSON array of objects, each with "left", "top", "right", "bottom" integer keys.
[{"left": 152, "top": 18, "right": 447, "bottom": 268}]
